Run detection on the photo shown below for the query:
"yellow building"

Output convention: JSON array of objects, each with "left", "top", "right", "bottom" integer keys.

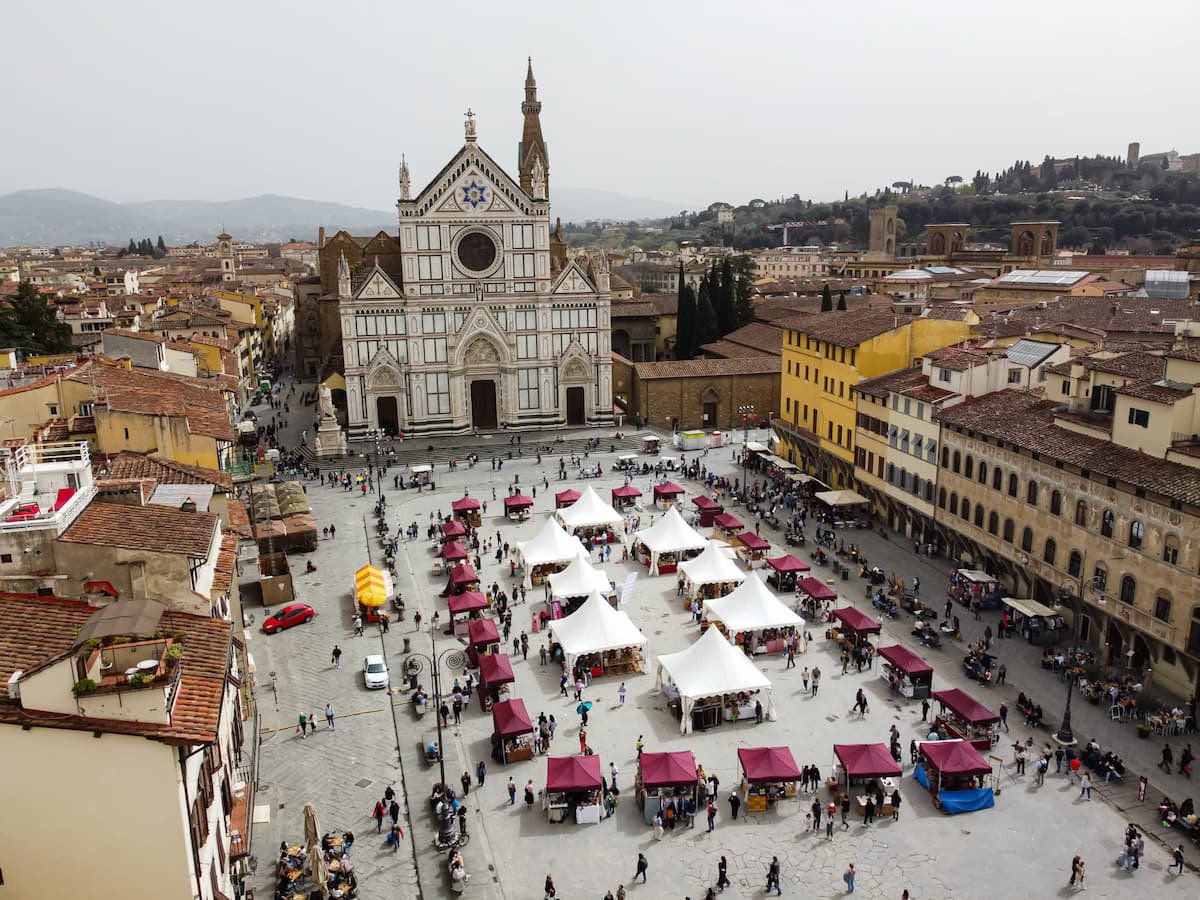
[{"left": 775, "top": 309, "right": 973, "bottom": 487}]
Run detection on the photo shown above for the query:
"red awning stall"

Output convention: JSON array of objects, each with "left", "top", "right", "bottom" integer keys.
[
  {"left": 692, "top": 495, "right": 722, "bottom": 527},
  {"left": 797, "top": 576, "right": 836, "bottom": 601},
  {"left": 466, "top": 616, "right": 500, "bottom": 668},
  {"left": 446, "top": 563, "right": 479, "bottom": 595},
  {"left": 544, "top": 755, "right": 604, "bottom": 824},
  {"left": 932, "top": 689, "right": 999, "bottom": 752},
  {"left": 451, "top": 496, "right": 482, "bottom": 526},
  {"left": 652, "top": 481, "right": 685, "bottom": 510},
  {"left": 735, "top": 531, "right": 770, "bottom": 564},
  {"left": 737, "top": 746, "right": 801, "bottom": 812},
  {"left": 477, "top": 652, "right": 515, "bottom": 710},
  {"left": 440, "top": 519, "right": 467, "bottom": 540},
  {"left": 765, "top": 553, "right": 810, "bottom": 591},
  {"left": 877, "top": 644, "right": 934, "bottom": 700},
  {"left": 834, "top": 743, "right": 902, "bottom": 818},
  {"left": 442, "top": 541, "right": 469, "bottom": 561},
  {"left": 830, "top": 605, "right": 880, "bottom": 649},
  {"left": 636, "top": 750, "right": 699, "bottom": 825},
  {"left": 491, "top": 698, "right": 534, "bottom": 763},
  {"left": 712, "top": 512, "right": 745, "bottom": 541},
  {"left": 504, "top": 494, "right": 534, "bottom": 521},
  {"left": 555, "top": 489, "right": 581, "bottom": 509},
  {"left": 447, "top": 591, "right": 488, "bottom": 636},
  {"left": 611, "top": 484, "right": 642, "bottom": 510},
  {"left": 915, "top": 740, "right": 996, "bottom": 814}
]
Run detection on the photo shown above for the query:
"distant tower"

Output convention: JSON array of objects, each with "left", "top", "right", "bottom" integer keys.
[
  {"left": 518, "top": 58, "right": 549, "bottom": 199},
  {"left": 1127, "top": 142, "right": 1141, "bottom": 170},
  {"left": 867, "top": 205, "right": 898, "bottom": 260},
  {"left": 217, "top": 230, "right": 236, "bottom": 283}
]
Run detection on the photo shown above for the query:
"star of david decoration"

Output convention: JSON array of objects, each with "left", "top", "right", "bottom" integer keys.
[{"left": 461, "top": 180, "right": 488, "bottom": 209}]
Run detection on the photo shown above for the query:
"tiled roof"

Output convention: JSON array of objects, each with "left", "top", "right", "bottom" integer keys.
[
  {"left": 102, "top": 327, "right": 166, "bottom": 344},
  {"left": 697, "top": 340, "right": 773, "bottom": 359},
  {"left": 1117, "top": 380, "right": 1194, "bottom": 404},
  {"left": 1082, "top": 352, "right": 1166, "bottom": 380},
  {"left": 855, "top": 366, "right": 929, "bottom": 399},
  {"left": 629, "top": 357, "right": 782, "bottom": 379},
  {"left": 936, "top": 390, "right": 1200, "bottom": 505},
  {"left": 721, "top": 323, "right": 785, "bottom": 356},
  {"left": 926, "top": 346, "right": 989, "bottom": 372},
  {"left": 211, "top": 532, "right": 239, "bottom": 594},
  {"left": 1166, "top": 344, "right": 1200, "bottom": 362},
  {"left": 225, "top": 498, "right": 251, "bottom": 538},
  {"left": 610, "top": 301, "right": 657, "bottom": 318},
  {"left": 0, "top": 592, "right": 231, "bottom": 744},
  {"left": 60, "top": 500, "right": 218, "bottom": 557},
  {"left": 103, "top": 451, "right": 234, "bottom": 492},
  {"left": 781, "top": 309, "right": 917, "bottom": 347},
  {"left": 643, "top": 293, "right": 678, "bottom": 316}
]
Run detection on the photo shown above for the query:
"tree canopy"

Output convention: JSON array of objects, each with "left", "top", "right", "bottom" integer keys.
[{"left": 0, "top": 281, "right": 74, "bottom": 355}]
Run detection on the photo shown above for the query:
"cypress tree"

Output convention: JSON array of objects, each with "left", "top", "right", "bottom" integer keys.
[
  {"left": 695, "top": 278, "right": 719, "bottom": 347},
  {"left": 675, "top": 282, "right": 698, "bottom": 360},
  {"left": 820, "top": 283, "right": 833, "bottom": 312},
  {"left": 716, "top": 257, "right": 737, "bottom": 335},
  {"left": 733, "top": 256, "right": 754, "bottom": 325},
  {"left": 836, "top": 292, "right": 847, "bottom": 311}
]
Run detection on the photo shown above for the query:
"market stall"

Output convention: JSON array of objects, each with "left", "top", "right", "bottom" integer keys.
[
  {"left": 692, "top": 495, "right": 722, "bottom": 528},
  {"left": 632, "top": 507, "right": 708, "bottom": 575},
  {"left": 652, "top": 481, "right": 685, "bottom": 510},
  {"left": 932, "top": 688, "right": 999, "bottom": 752},
  {"left": 477, "top": 652, "right": 515, "bottom": 711},
  {"left": 555, "top": 486, "right": 624, "bottom": 543},
  {"left": 544, "top": 756, "right": 604, "bottom": 824},
  {"left": 547, "top": 550, "right": 613, "bottom": 616},
  {"left": 829, "top": 605, "right": 880, "bottom": 650},
  {"left": 833, "top": 743, "right": 902, "bottom": 817},
  {"left": 796, "top": 576, "right": 836, "bottom": 604},
  {"left": 547, "top": 589, "right": 646, "bottom": 676},
  {"left": 765, "top": 554, "right": 810, "bottom": 593},
  {"left": 1002, "top": 596, "right": 1064, "bottom": 646},
  {"left": 657, "top": 626, "right": 775, "bottom": 733},
  {"left": 636, "top": 750, "right": 699, "bottom": 825},
  {"left": 353, "top": 564, "right": 392, "bottom": 624},
  {"left": 467, "top": 617, "right": 501, "bottom": 668},
  {"left": 703, "top": 575, "right": 804, "bottom": 655},
  {"left": 876, "top": 644, "right": 934, "bottom": 700},
  {"left": 504, "top": 493, "right": 534, "bottom": 522},
  {"left": 611, "top": 484, "right": 642, "bottom": 510},
  {"left": 949, "top": 568, "right": 1002, "bottom": 610},
  {"left": 447, "top": 590, "right": 488, "bottom": 635},
  {"left": 451, "top": 496, "right": 482, "bottom": 527},
  {"left": 491, "top": 698, "right": 535, "bottom": 763},
  {"left": 440, "top": 519, "right": 467, "bottom": 541},
  {"left": 443, "top": 563, "right": 480, "bottom": 597},
  {"left": 554, "top": 488, "right": 581, "bottom": 509},
  {"left": 712, "top": 512, "right": 745, "bottom": 542},
  {"left": 813, "top": 489, "right": 870, "bottom": 526},
  {"left": 914, "top": 740, "right": 996, "bottom": 813},
  {"left": 442, "top": 541, "right": 469, "bottom": 562},
  {"left": 737, "top": 746, "right": 801, "bottom": 812},
  {"left": 517, "top": 518, "right": 584, "bottom": 586},
  {"left": 735, "top": 530, "right": 770, "bottom": 565},
  {"left": 678, "top": 540, "right": 747, "bottom": 601}
]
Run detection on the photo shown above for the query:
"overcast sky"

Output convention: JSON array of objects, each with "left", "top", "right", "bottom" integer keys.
[{"left": 6, "top": 0, "right": 1197, "bottom": 211}]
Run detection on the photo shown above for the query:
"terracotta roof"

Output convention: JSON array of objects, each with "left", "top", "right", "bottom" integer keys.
[
  {"left": 610, "top": 301, "right": 657, "bottom": 318},
  {"left": 937, "top": 390, "right": 1200, "bottom": 505},
  {"left": 0, "top": 592, "right": 231, "bottom": 744},
  {"left": 721, "top": 323, "right": 785, "bottom": 356},
  {"left": 854, "top": 366, "right": 929, "bottom": 399},
  {"left": 926, "top": 346, "right": 989, "bottom": 372},
  {"left": 1165, "top": 344, "right": 1200, "bottom": 362},
  {"left": 781, "top": 309, "right": 917, "bottom": 347},
  {"left": 102, "top": 327, "right": 166, "bottom": 344},
  {"left": 61, "top": 500, "right": 218, "bottom": 557},
  {"left": 628, "top": 357, "right": 782, "bottom": 379},
  {"left": 211, "top": 532, "right": 239, "bottom": 594},
  {"left": 643, "top": 293, "right": 678, "bottom": 316},
  {"left": 697, "top": 340, "right": 773, "bottom": 359},
  {"left": 103, "top": 451, "right": 234, "bottom": 492},
  {"left": 1117, "top": 380, "right": 1194, "bottom": 404},
  {"left": 1083, "top": 352, "right": 1166, "bottom": 380}
]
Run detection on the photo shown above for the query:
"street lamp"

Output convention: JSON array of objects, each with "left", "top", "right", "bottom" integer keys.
[
  {"left": 738, "top": 404, "right": 755, "bottom": 496},
  {"left": 403, "top": 641, "right": 467, "bottom": 788}
]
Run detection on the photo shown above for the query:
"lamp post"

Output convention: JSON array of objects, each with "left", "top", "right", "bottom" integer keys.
[
  {"left": 404, "top": 641, "right": 467, "bottom": 788},
  {"left": 738, "top": 404, "right": 754, "bottom": 495},
  {"left": 1054, "top": 579, "right": 1083, "bottom": 746}
]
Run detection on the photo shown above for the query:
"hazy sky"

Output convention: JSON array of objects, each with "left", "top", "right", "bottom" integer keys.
[{"left": 6, "top": 0, "right": 1197, "bottom": 211}]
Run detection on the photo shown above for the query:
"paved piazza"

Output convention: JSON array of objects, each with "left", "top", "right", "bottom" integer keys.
[{"left": 245, "top": 382, "right": 1194, "bottom": 900}]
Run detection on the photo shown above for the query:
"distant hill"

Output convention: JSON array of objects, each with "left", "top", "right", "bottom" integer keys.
[{"left": 0, "top": 186, "right": 688, "bottom": 247}]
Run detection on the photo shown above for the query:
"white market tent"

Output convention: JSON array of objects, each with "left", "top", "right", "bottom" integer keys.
[
  {"left": 633, "top": 507, "right": 708, "bottom": 575},
  {"left": 815, "top": 489, "right": 870, "bottom": 507},
  {"left": 555, "top": 485, "right": 625, "bottom": 534},
  {"left": 548, "top": 549, "right": 612, "bottom": 600},
  {"left": 656, "top": 626, "right": 775, "bottom": 734},
  {"left": 704, "top": 575, "right": 805, "bottom": 632},
  {"left": 548, "top": 590, "right": 647, "bottom": 672},
  {"left": 679, "top": 540, "right": 747, "bottom": 590},
  {"left": 518, "top": 518, "right": 583, "bottom": 569}
]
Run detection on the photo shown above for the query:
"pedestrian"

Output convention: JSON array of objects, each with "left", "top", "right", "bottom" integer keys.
[
  {"left": 461, "top": 770, "right": 471, "bottom": 797},
  {"left": 386, "top": 823, "right": 403, "bottom": 851},
  {"left": 610, "top": 761, "right": 619, "bottom": 791},
  {"left": 1171, "top": 844, "right": 1185, "bottom": 875},
  {"left": 329, "top": 524, "right": 336, "bottom": 539},
  {"left": 843, "top": 863, "right": 856, "bottom": 894},
  {"left": 580, "top": 706, "right": 589, "bottom": 728},
  {"left": 826, "top": 802, "right": 836, "bottom": 839},
  {"left": 331, "top": 644, "right": 342, "bottom": 668},
  {"left": 524, "top": 779, "right": 535, "bottom": 807},
  {"left": 996, "top": 663, "right": 1006, "bottom": 685},
  {"left": 1180, "top": 743, "right": 1194, "bottom": 777},
  {"left": 1161, "top": 744, "right": 1174, "bottom": 773},
  {"left": 574, "top": 678, "right": 584, "bottom": 701},
  {"left": 353, "top": 613, "right": 363, "bottom": 636},
  {"left": 372, "top": 799, "right": 385, "bottom": 832},
  {"left": 801, "top": 667, "right": 810, "bottom": 692},
  {"left": 717, "top": 856, "right": 730, "bottom": 892},
  {"left": 707, "top": 801, "right": 717, "bottom": 832},
  {"left": 544, "top": 874, "right": 557, "bottom": 899},
  {"left": 617, "top": 886, "right": 626, "bottom": 900},
  {"left": 540, "top": 644, "right": 548, "bottom": 666},
  {"left": 579, "top": 728, "right": 588, "bottom": 755},
  {"left": 920, "top": 697, "right": 930, "bottom": 722},
  {"left": 507, "top": 777, "right": 517, "bottom": 805},
  {"left": 297, "top": 712, "right": 307, "bottom": 738},
  {"left": 389, "top": 799, "right": 400, "bottom": 826},
  {"left": 559, "top": 673, "right": 569, "bottom": 696},
  {"left": 841, "top": 795, "right": 851, "bottom": 829},
  {"left": 811, "top": 666, "right": 821, "bottom": 696},
  {"left": 728, "top": 789, "right": 741, "bottom": 820},
  {"left": 864, "top": 796, "right": 875, "bottom": 825},
  {"left": 325, "top": 703, "right": 335, "bottom": 730},
  {"left": 812, "top": 798, "right": 822, "bottom": 831},
  {"left": 457, "top": 804, "right": 467, "bottom": 837},
  {"left": 755, "top": 699, "right": 764, "bottom": 724},
  {"left": 635, "top": 852, "right": 648, "bottom": 883},
  {"left": 1055, "top": 747, "right": 1065, "bottom": 774},
  {"left": 766, "top": 856, "right": 782, "bottom": 895},
  {"left": 1079, "top": 772, "right": 1092, "bottom": 800},
  {"left": 636, "top": 734, "right": 644, "bottom": 758},
  {"left": 999, "top": 703, "right": 1009, "bottom": 732},
  {"left": 618, "top": 682, "right": 627, "bottom": 705}
]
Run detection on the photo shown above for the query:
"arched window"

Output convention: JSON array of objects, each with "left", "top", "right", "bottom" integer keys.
[
  {"left": 1026, "top": 481, "right": 1038, "bottom": 506},
  {"left": 992, "top": 468, "right": 1002, "bottom": 491},
  {"left": 1128, "top": 520, "right": 1144, "bottom": 550},
  {"left": 1050, "top": 490, "right": 1062, "bottom": 516},
  {"left": 1067, "top": 550, "right": 1082, "bottom": 577},
  {"left": 1119, "top": 574, "right": 1136, "bottom": 605},
  {"left": 978, "top": 462, "right": 988, "bottom": 485},
  {"left": 1101, "top": 509, "right": 1115, "bottom": 538},
  {"left": 960, "top": 499, "right": 970, "bottom": 521},
  {"left": 1007, "top": 473, "right": 1019, "bottom": 497},
  {"left": 988, "top": 512, "right": 999, "bottom": 535},
  {"left": 964, "top": 456, "right": 974, "bottom": 479},
  {"left": 938, "top": 488, "right": 947, "bottom": 509},
  {"left": 1043, "top": 538, "right": 1057, "bottom": 565},
  {"left": 952, "top": 451, "right": 961, "bottom": 474},
  {"left": 1075, "top": 500, "right": 1088, "bottom": 527},
  {"left": 1154, "top": 591, "right": 1172, "bottom": 623},
  {"left": 1020, "top": 526, "right": 1033, "bottom": 552},
  {"left": 974, "top": 506, "right": 984, "bottom": 528},
  {"left": 949, "top": 493, "right": 959, "bottom": 515},
  {"left": 941, "top": 447, "right": 950, "bottom": 469},
  {"left": 1093, "top": 564, "right": 1109, "bottom": 592},
  {"left": 1163, "top": 533, "right": 1181, "bottom": 565},
  {"left": 1003, "top": 518, "right": 1015, "bottom": 542}
]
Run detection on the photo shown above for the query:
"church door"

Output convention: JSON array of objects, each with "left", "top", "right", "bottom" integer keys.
[
  {"left": 470, "top": 380, "right": 498, "bottom": 430},
  {"left": 566, "top": 387, "right": 586, "bottom": 426},
  {"left": 376, "top": 397, "right": 399, "bottom": 436}
]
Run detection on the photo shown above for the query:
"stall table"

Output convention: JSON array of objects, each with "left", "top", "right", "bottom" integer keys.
[
  {"left": 737, "top": 746, "right": 800, "bottom": 812},
  {"left": 932, "top": 688, "right": 999, "bottom": 752},
  {"left": 692, "top": 495, "right": 722, "bottom": 528},
  {"left": 637, "top": 750, "right": 699, "bottom": 824},
  {"left": 876, "top": 644, "right": 933, "bottom": 700},
  {"left": 491, "top": 698, "right": 535, "bottom": 763},
  {"left": 915, "top": 739, "right": 996, "bottom": 813}
]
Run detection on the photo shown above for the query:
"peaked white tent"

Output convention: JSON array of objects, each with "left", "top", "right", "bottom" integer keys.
[
  {"left": 679, "top": 540, "right": 747, "bottom": 593},
  {"left": 548, "top": 549, "right": 612, "bottom": 600},
  {"left": 555, "top": 485, "right": 624, "bottom": 535},
  {"left": 704, "top": 575, "right": 805, "bottom": 632},
  {"left": 517, "top": 518, "right": 584, "bottom": 586},
  {"left": 633, "top": 507, "right": 708, "bottom": 575},
  {"left": 656, "top": 626, "right": 775, "bottom": 734},
  {"left": 548, "top": 590, "right": 647, "bottom": 673}
]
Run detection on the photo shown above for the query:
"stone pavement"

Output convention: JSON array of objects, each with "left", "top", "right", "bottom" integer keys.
[{"left": 244, "top": 387, "right": 1195, "bottom": 899}]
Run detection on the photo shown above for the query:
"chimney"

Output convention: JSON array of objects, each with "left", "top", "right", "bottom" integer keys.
[
  {"left": 181, "top": 496, "right": 197, "bottom": 513},
  {"left": 317, "top": 227, "right": 326, "bottom": 249}
]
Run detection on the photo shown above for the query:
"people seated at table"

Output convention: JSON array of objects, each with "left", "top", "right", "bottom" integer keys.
[
  {"left": 1099, "top": 751, "right": 1125, "bottom": 781},
  {"left": 1025, "top": 705, "right": 1044, "bottom": 728}
]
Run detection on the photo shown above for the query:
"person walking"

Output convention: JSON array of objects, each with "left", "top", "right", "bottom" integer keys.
[
  {"left": 331, "top": 645, "right": 342, "bottom": 668},
  {"left": 999, "top": 703, "right": 1009, "bottom": 732},
  {"left": 826, "top": 805, "right": 835, "bottom": 840},
  {"left": 728, "top": 789, "right": 741, "bottom": 820},
  {"left": 765, "top": 857, "right": 782, "bottom": 896},
  {"left": 1160, "top": 744, "right": 1174, "bottom": 773},
  {"left": 811, "top": 666, "right": 821, "bottom": 696},
  {"left": 476, "top": 760, "right": 486, "bottom": 787},
  {"left": 544, "top": 874, "right": 557, "bottom": 899},
  {"left": 325, "top": 703, "right": 335, "bottom": 730},
  {"left": 1170, "top": 844, "right": 1185, "bottom": 875},
  {"left": 559, "top": 673, "right": 569, "bottom": 697},
  {"left": 1079, "top": 772, "right": 1092, "bottom": 801},
  {"left": 372, "top": 799, "right": 386, "bottom": 832},
  {"left": 618, "top": 682, "right": 627, "bottom": 705},
  {"left": 841, "top": 796, "right": 851, "bottom": 829},
  {"left": 524, "top": 779, "right": 535, "bottom": 807},
  {"left": 1180, "top": 743, "right": 1194, "bottom": 777},
  {"left": 717, "top": 856, "right": 731, "bottom": 892},
  {"left": 634, "top": 852, "right": 648, "bottom": 883},
  {"left": 388, "top": 799, "right": 400, "bottom": 826},
  {"left": 891, "top": 789, "right": 901, "bottom": 821},
  {"left": 786, "top": 644, "right": 796, "bottom": 669},
  {"left": 863, "top": 796, "right": 875, "bottom": 825},
  {"left": 386, "top": 823, "right": 403, "bottom": 851},
  {"left": 920, "top": 697, "right": 930, "bottom": 722},
  {"left": 1069, "top": 854, "right": 1084, "bottom": 889},
  {"left": 812, "top": 798, "right": 822, "bottom": 831},
  {"left": 707, "top": 801, "right": 717, "bottom": 832},
  {"left": 801, "top": 667, "right": 810, "bottom": 692},
  {"left": 610, "top": 762, "right": 619, "bottom": 792},
  {"left": 353, "top": 613, "right": 363, "bottom": 636},
  {"left": 843, "top": 863, "right": 856, "bottom": 894},
  {"left": 507, "top": 777, "right": 517, "bottom": 805},
  {"left": 461, "top": 771, "right": 471, "bottom": 797}
]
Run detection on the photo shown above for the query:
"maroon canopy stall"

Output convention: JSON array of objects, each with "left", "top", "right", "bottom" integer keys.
[
  {"left": 504, "top": 494, "right": 533, "bottom": 510},
  {"left": 639, "top": 751, "right": 698, "bottom": 789},
  {"left": 479, "top": 652, "right": 515, "bottom": 686},
  {"left": 713, "top": 512, "right": 745, "bottom": 532},
  {"left": 692, "top": 495, "right": 722, "bottom": 527},
  {"left": 449, "top": 563, "right": 479, "bottom": 586},
  {"left": 834, "top": 743, "right": 902, "bottom": 780},
  {"left": 832, "top": 606, "right": 881, "bottom": 634},
  {"left": 492, "top": 698, "right": 533, "bottom": 737},
  {"left": 878, "top": 644, "right": 933, "bottom": 676},
  {"left": 878, "top": 643, "right": 934, "bottom": 699},
  {"left": 767, "top": 554, "right": 809, "bottom": 573},
  {"left": 451, "top": 497, "right": 481, "bottom": 513},
  {"left": 546, "top": 755, "right": 602, "bottom": 792},
  {"left": 653, "top": 482, "right": 685, "bottom": 506},
  {"left": 933, "top": 688, "right": 999, "bottom": 751},
  {"left": 468, "top": 617, "right": 500, "bottom": 648},
  {"left": 737, "top": 531, "right": 770, "bottom": 551},
  {"left": 797, "top": 577, "right": 837, "bottom": 600},
  {"left": 442, "top": 541, "right": 469, "bottom": 561},
  {"left": 737, "top": 746, "right": 802, "bottom": 782},
  {"left": 555, "top": 489, "right": 581, "bottom": 509},
  {"left": 934, "top": 689, "right": 998, "bottom": 725},
  {"left": 441, "top": 519, "right": 467, "bottom": 539},
  {"left": 919, "top": 739, "right": 992, "bottom": 776},
  {"left": 447, "top": 590, "right": 488, "bottom": 617}
]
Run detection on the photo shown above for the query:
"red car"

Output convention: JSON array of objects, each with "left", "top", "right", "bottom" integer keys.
[{"left": 262, "top": 603, "right": 315, "bottom": 634}]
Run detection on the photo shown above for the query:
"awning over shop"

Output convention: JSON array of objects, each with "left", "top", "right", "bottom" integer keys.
[
  {"left": 441, "top": 519, "right": 466, "bottom": 538},
  {"left": 796, "top": 576, "right": 836, "bottom": 599},
  {"left": 815, "top": 489, "right": 869, "bottom": 507},
  {"left": 449, "top": 563, "right": 479, "bottom": 586},
  {"left": 479, "top": 652, "right": 515, "bottom": 686},
  {"left": 447, "top": 590, "right": 488, "bottom": 617},
  {"left": 692, "top": 496, "right": 721, "bottom": 512},
  {"left": 612, "top": 485, "right": 642, "bottom": 499},
  {"left": 503, "top": 494, "right": 533, "bottom": 510},
  {"left": 744, "top": 441, "right": 769, "bottom": 453},
  {"left": 442, "top": 541, "right": 468, "bottom": 561},
  {"left": 640, "top": 751, "right": 698, "bottom": 789},
  {"left": 555, "top": 489, "right": 581, "bottom": 506},
  {"left": 877, "top": 644, "right": 933, "bottom": 676},
  {"left": 354, "top": 565, "right": 387, "bottom": 609},
  {"left": 492, "top": 699, "right": 533, "bottom": 738},
  {"left": 653, "top": 481, "right": 685, "bottom": 498},
  {"left": 546, "top": 755, "right": 602, "bottom": 792},
  {"left": 451, "top": 497, "right": 481, "bottom": 512},
  {"left": 918, "top": 739, "right": 993, "bottom": 776},
  {"left": 713, "top": 512, "right": 744, "bottom": 531},
  {"left": 467, "top": 617, "right": 500, "bottom": 648},
  {"left": 767, "top": 554, "right": 810, "bottom": 573},
  {"left": 737, "top": 746, "right": 801, "bottom": 782},
  {"left": 832, "top": 606, "right": 881, "bottom": 635},
  {"left": 765, "top": 454, "right": 798, "bottom": 471},
  {"left": 934, "top": 688, "right": 998, "bottom": 725},
  {"left": 737, "top": 531, "right": 770, "bottom": 551},
  {"left": 1002, "top": 596, "right": 1057, "bottom": 618},
  {"left": 834, "top": 743, "right": 902, "bottom": 779}
]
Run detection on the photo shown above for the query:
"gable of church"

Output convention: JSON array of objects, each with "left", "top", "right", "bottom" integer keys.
[
  {"left": 355, "top": 267, "right": 402, "bottom": 301},
  {"left": 412, "top": 145, "right": 537, "bottom": 219},
  {"left": 551, "top": 260, "right": 596, "bottom": 296}
]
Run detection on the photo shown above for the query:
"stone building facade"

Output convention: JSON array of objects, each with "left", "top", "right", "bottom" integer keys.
[{"left": 611, "top": 354, "right": 781, "bottom": 432}]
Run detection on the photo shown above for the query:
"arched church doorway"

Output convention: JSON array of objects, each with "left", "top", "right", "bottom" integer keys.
[
  {"left": 566, "top": 387, "right": 586, "bottom": 425},
  {"left": 376, "top": 397, "right": 399, "bottom": 436},
  {"left": 470, "top": 380, "right": 498, "bottom": 429}
]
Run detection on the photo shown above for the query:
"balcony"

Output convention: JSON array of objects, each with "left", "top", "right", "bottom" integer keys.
[
  {"left": 73, "top": 637, "right": 182, "bottom": 724},
  {"left": 1090, "top": 591, "right": 1179, "bottom": 646},
  {"left": 0, "top": 441, "right": 97, "bottom": 534}
]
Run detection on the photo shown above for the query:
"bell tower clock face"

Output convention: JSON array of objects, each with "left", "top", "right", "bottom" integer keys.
[{"left": 457, "top": 232, "right": 497, "bottom": 272}]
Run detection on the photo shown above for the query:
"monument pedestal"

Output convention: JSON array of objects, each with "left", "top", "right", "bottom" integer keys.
[{"left": 314, "top": 420, "right": 347, "bottom": 459}]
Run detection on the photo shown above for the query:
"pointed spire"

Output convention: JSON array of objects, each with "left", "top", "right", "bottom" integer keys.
[
  {"left": 519, "top": 58, "right": 547, "bottom": 198},
  {"left": 337, "top": 252, "right": 350, "bottom": 297},
  {"left": 525, "top": 56, "right": 536, "bottom": 94},
  {"left": 399, "top": 154, "right": 411, "bottom": 201}
]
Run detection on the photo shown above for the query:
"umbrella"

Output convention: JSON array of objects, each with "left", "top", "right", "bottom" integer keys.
[
  {"left": 576, "top": 701, "right": 593, "bottom": 714},
  {"left": 304, "top": 803, "right": 329, "bottom": 898}
]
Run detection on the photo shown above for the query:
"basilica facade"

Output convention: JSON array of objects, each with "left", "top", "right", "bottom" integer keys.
[{"left": 330, "top": 62, "right": 613, "bottom": 438}]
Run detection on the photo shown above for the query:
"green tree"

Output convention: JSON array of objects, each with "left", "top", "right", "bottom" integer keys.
[
  {"left": 674, "top": 264, "right": 696, "bottom": 360},
  {"left": 695, "top": 278, "right": 719, "bottom": 347},
  {"left": 836, "top": 292, "right": 847, "bottom": 311},
  {"left": 715, "top": 258, "right": 737, "bottom": 335},
  {"left": 0, "top": 281, "right": 73, "bottom": 355},
  {"left": 127, "top": 238, "right": 137, "bottom": 255},
  {"left": 156, "top": 235, "right": 166, "bottom": 252},
  {"left": 732, "top": 255, "right": 754, "bottom": 325},
  {"left": 820, "top": 283, "right": 833, "bottom": 312}
]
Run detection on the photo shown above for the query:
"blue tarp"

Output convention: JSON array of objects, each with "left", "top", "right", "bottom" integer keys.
[
  {"left": 912, "top": 767, "right": 994, "bottom": 813},
  {"left": 913, "top": 764, "right": 931, "bottom": 789}
]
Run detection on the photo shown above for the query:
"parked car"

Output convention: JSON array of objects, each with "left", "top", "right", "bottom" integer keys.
[
  {"left": 363, "top": 654, "right": 390, "bottom": 690},
  {"left": 262, "top": 603, "right": 315, "bottom": 634}
]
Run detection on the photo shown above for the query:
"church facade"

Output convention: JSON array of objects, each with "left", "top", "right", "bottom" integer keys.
[{"left": 334, "top": 62, "right": 613, "bottom": 438}]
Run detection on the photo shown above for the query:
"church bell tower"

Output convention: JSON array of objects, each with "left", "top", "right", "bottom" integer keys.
[{"left": 518, "top": 58, "right": 549, "bottom": 199}]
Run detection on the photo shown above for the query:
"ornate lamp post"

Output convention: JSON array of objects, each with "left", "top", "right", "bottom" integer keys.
[
  {"left": 738, "top": 404, "right": 755, "bottom": 495},
  {"left": 403, "top": 642, "right": 467, "bottom": 788}
]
